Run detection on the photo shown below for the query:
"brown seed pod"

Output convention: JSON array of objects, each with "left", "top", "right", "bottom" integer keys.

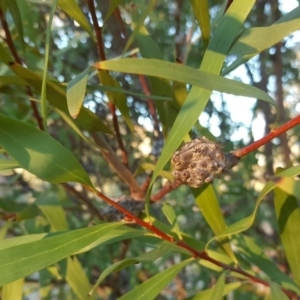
[{"left": 171, "top": 137, "right": 239, "bottom": 188}]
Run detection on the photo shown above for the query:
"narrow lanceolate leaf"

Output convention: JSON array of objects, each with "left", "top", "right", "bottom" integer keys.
[
  {"left": 0, "top": 159, "right": 19, "bottom": 171},
  {"left": 66, "top": 257, "right": 95, "bottom": 300},
  {"left": 8, "top": 62, "right": 112, "bottom": 134},
  {"left": 36, "top": 193, "right": 69, "bottom": 232},
  {"left": 144, "top": 0, "right": 257, "bottom": 200},
  {"left": 233, "top": 235, "right": 300, "bottom": 294},
  {"left": 130, "top": 5, "right": 171, "bottom": 137},
  {"left": 0, "top": 222, "right": 121, "bottom": 286},
  {"left": 269, "top": 283, "right": 289, "bottom": 300},
  {"left": 195, "top": 185, "right": 237, "bottom": 263},
  {"left": 67, "top": 67, "right": 90, "bottom": 119},
  {"left": 162, "top": 203, "right": 183, "bottom": 240},
  {"left": 191, "top": 0, "right": 210, "bottom": 48},
  {"left": 89, "top": 241, "right": 174, "bottom": 296},
  {"left": 0, "top": 114, "right": 93, "bottom": 186},
  {"left": 104, "top": 0, "right": 122, "bottom": 23},
  {"left": 4, "top": 0, "right": 24, "bottom": 47},
  {"left": 1, "top": 278, "right": 24, "bottom": 300},
  {"left": 96, "top": 59, "right": 275, "bottom": 106},
  {"left": 209, "top": 272, "right": 226, "bottom": 300},
  {"left": 228, "top": 6, "right": 300, "bottom": 59},
  {"left": 124, "top": 0, "right": 156, "bottom": 54},
  {"left": 41, "top": 0, "right": 58, "bottom": 129},
  {"left": 118, "top": 258, "right": 194, "bottom": 300},
  {"left": 187, "top": 282, "right": 242, "bottom": 300},
  {"left": 274, "top": 182, "right": 300, "bottom": 286},
  {"left": 98, "top": 70, "right": 133, "bottom": 131},
  {"left": 206, "top": 166, "right": 300, "bottom": 246},
  {"left": 57, "top": 0, "right": 94, "bottom": 40}
]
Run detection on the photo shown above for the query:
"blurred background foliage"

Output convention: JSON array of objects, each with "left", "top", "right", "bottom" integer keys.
[{"left": 0, "top": 0, "right": 300, "bottom": 299}]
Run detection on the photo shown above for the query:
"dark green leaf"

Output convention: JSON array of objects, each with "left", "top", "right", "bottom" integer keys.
[
  {"left": 274, "top": 183, "right": 300, "bottom": 286},
  {"left": 0, "top": 114, "right": 93, "bottom": 186},
  {"left": 0, "top": 223, "right": 121, "bottom": 286},
  {"left": 118, "top": 258, "right": 193, "bottom": 300}
]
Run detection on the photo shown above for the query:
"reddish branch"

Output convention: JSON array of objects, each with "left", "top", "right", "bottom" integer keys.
[
  {"left": 233, "top": 114, "right": 300, "bottom": 158},
  {"left": 87, "top": 186, "right": 298, "bottom": 299},
  {"left": 87, "top": 0, "right": 128, "bottom": 168},
  {"left": 0, "top": 8, "right": 44, "bottom": 131},
  {"left": 138, "top": 75, "right": 160, "bottom": 138},
  {"left": 151, "top": 181, "right": 180, "bottom": 202}
]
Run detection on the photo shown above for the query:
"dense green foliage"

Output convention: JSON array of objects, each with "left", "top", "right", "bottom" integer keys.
[{"left": 0, "top": 0, "right": 300, "bottom": 299}]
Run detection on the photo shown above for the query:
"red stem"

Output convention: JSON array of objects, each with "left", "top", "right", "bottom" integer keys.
[
  {"left": 86, "top": 186, "right": 299, "bottom": 299},
  {"left": 233, "top": 114, "right": 300, "bottom": 158}
]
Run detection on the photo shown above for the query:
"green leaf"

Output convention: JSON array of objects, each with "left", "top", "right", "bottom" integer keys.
[
  {"left": 1, "top": 278, "right": 24, "bottom": 300},
  {"left": 89, "top": 257, "right": 140, "bottom": 296},
  {"left": 0, "top": 222, "right": 121, "bottom": 286},
  {"left": 233, "top": 235, "right": 300, "bottom": 294},
  {"left": 0, "top": 159, "right": 19, "bottom": 171},
  {"left": 41, "top": 0, "right": 58, "bottom": 129},
  {"left": 104, "top": 0, "right": 122, "bottom": 23},
  {"left": 195, "top": 185, "right": 236, "bottom": 263},
  {"left": 98, "top": 70, "right": 134, "bottom": 131},
  {"left": 67, "top": 67, "right": 90, "bottom": 119},
  {"left": 88, "top": 83, "right": 171, "bottom": 101},
  {"left": 162, "top": 203, "right": 183, "bottom": 240},
  {"left": 0, "top": 114, "right": 93, "bottom": 186},
  {"left": 118, "top": 258, "right": 194, "bottom": 300},
  {"left": 274, "top": 176, "right": 300, "bottom": 197},
  {"left": 186, "top": 282, "right": 242, "bottom": 300},
  {"left": 274, "top": 182, "right": 300, "bottom": 286},
  {"left": 209, "top": 272, "right": 226, "bottom": 300},
  {"left": 143, "top": 0, "right": 257, "bottom": 212},
  {"left": 57, "top": 0, "right": 94, "bottom": 40},
  {"left": 135, "top": 163, "right": 173, "bottom": 181},
  {"left": 207, "top": 166, "right": 300, "bottom": 246},
  {"left": 4, "top": 0, "right": 24, "bottom": 48},
  {"left": 0, "top": 75, "right": 27, "bottom": 86},
  {"left": 124, "top": 1, "right": 156, "bottom": 54},
  {"left": 227, "top": 6, "right": 300, "bottom": 72},
  {"left": 0, "top": 222, "right": 13, "bottom": 241},
  {"left": 8, "top": 63, "right": 113, "bottom": 135},
  {"left": 96, "top": 58, "right": 275, "bottom": 107},
  {"left": 66, "top": 257, "right": 95, "bottom": 300},
  {"left": 75, "top": 226, "right": 147, "bottom": 254},
  {"left": 89, "top": 241, "right": 175, "bottom": 296},
  {"left": 0, "top": 41, "right": 13, "bottom": 64},
  {"left": 130, "top": 5, "right": 172, "bottom": 136},
  {"left": 191, "top": 0, "right": 210, "bottom": 48},
  {"left": 269, "top": 283, "right": 289, "bottom": 300},
  {"left": 36, "top": 193, "right": 69, "bottom": 232}
]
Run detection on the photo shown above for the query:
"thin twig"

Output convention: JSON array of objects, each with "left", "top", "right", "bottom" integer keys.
[
  {"left": 138, "top": 75, "right": 160, "bottom": 138},
  {"left": 233, "top": 114, "right": 300, "bottom": 158},
  {"left": 63, "top": 183, "right": 104, "bottom": 220},
  {"left": 151, "top": 181, "right": 180, "bottom": 202},
  {"left": 87, "top": 0, "right": 128, "bottom": 168},
  {"left": 86, "top": 185, "right": 299, "bottom": 299},
  {"left": 92, "top": 133, "right": 143, "bottom": 199},
  {"left": 0, "top": 8, "right": 44, "bottom": 131}
]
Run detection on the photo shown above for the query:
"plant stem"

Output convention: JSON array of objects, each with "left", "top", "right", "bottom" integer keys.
[
  {"left": 87, "top": 186, "right": 299, "bottom": 299},
  {"left": 87, "top": 0, "right": 128, "bottom": 168},
  {"left": 233, "top": 114, "right": 300, "bottom": 158}
]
